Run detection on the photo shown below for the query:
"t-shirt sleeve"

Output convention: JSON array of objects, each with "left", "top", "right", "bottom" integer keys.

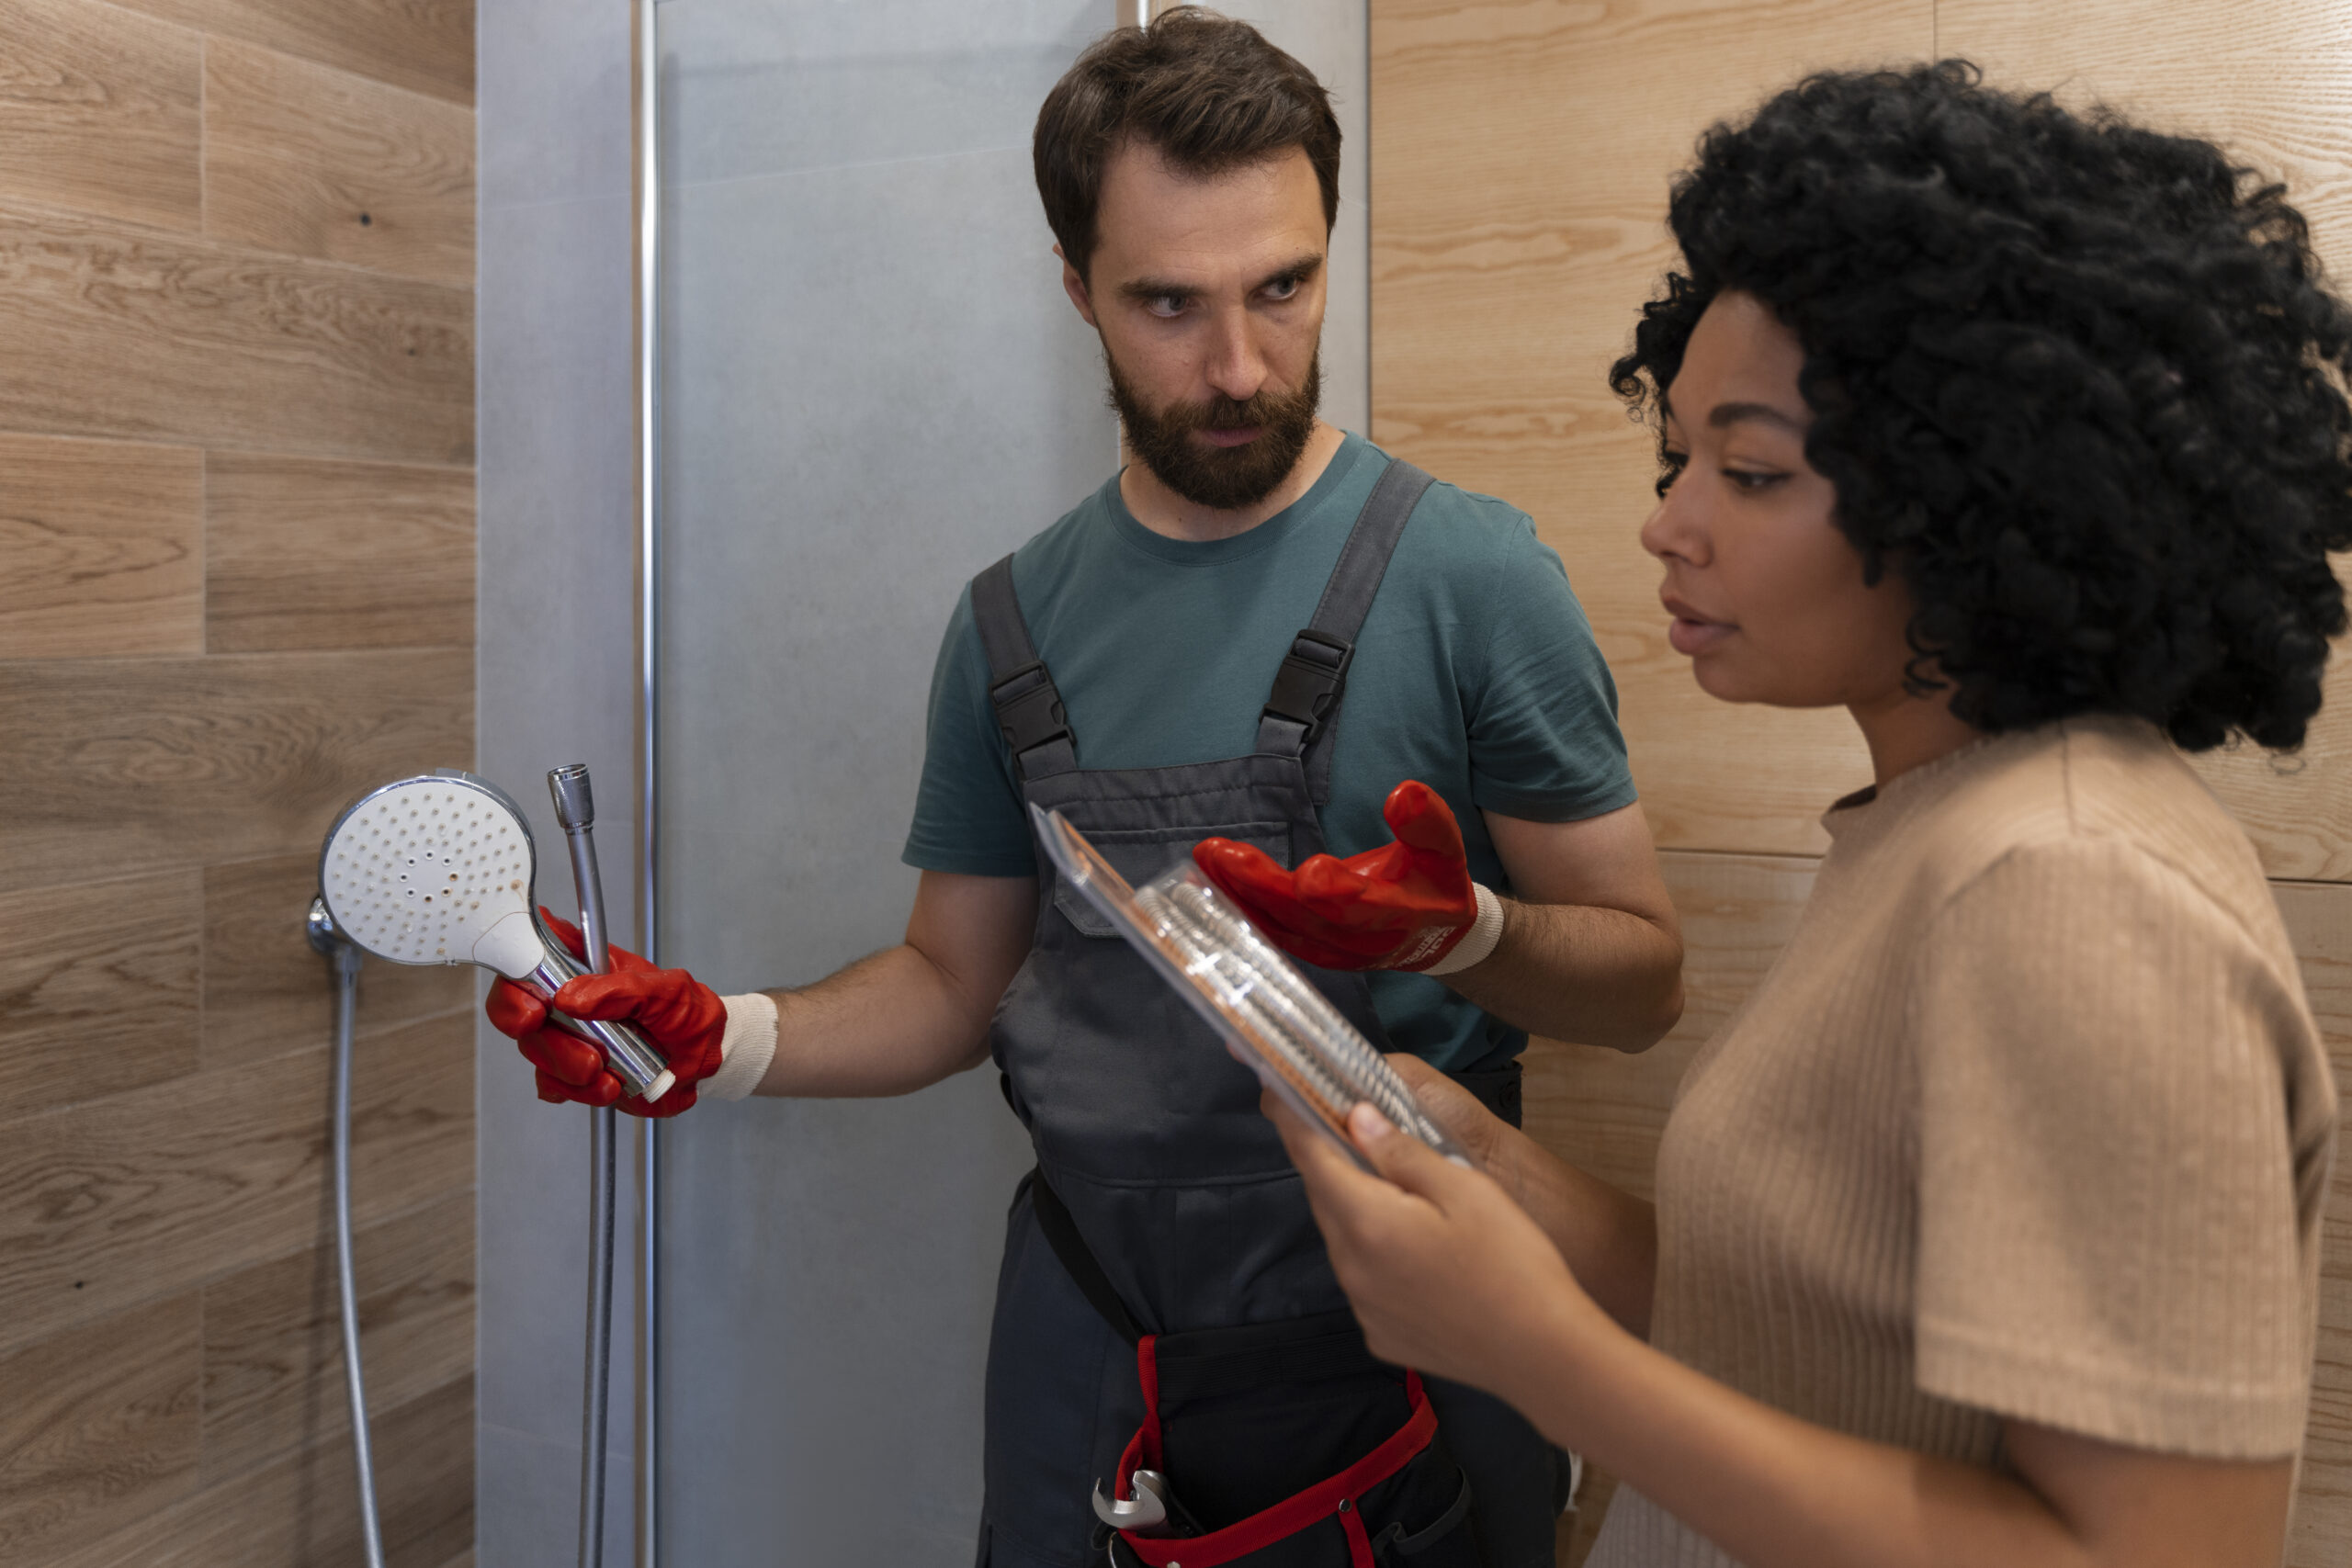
[
  {"left": 1464, "top": 519, "right": 1637, "bottom": 822},
  {"left": 1913, "top": 837, "right": 2315, "bottom": 1458},
  {"left": 899, "top": 588, "right": 1038, "bottom": 877}
]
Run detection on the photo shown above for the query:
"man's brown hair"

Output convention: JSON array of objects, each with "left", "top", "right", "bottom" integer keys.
[{"left": 1035, "top": 9, "right": 1340, "bottom": 282}]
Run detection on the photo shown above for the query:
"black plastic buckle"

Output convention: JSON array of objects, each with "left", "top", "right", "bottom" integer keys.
[
  {"left": 1261, "top": 631, "right": 1354, "bottom": 742},
  {"left": 989, "top": 660, "right": 1072, "bottom": 761}
]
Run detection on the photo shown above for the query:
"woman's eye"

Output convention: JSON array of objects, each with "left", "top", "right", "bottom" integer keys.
[{"left": 1724, "top": 468, "right": 1784, "bottom": 492}]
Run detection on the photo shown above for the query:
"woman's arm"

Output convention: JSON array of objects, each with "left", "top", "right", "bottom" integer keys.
[{"left": 1274, "top": 1098, "right": 2294, "bottom": 1568}]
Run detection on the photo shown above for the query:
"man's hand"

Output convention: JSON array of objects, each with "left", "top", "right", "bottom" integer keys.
[
  {"left": 484, "top": 909, "right": 728, "bottom": 1117},
  {"left": 1266, "top": 1089, "right": 1596, "bottom": 1396},
  {"left": 1195, "top": 781, "right": 1490, "bottom": 972}
]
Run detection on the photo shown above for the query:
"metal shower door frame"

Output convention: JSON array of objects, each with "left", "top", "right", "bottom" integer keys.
[{"left": 631, "top": 0, "right": 663, "bottom": 1563}]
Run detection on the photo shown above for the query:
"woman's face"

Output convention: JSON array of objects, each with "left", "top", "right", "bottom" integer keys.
[{"left": 1639, "top": 292, "right": 1918, "bottom": 713}]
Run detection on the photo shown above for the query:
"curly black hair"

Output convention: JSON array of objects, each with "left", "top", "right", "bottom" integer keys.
[{"left": 1610, "top": 61, "right": 2352, "bottom": 750}]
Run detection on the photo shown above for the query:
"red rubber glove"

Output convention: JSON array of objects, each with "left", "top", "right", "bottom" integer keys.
[
  {"left": 1193, "top": 780, "right": 1479, "bottom": 972},
  {"left": 484, "top": 909, "right": 727, "bottom": 1117}
]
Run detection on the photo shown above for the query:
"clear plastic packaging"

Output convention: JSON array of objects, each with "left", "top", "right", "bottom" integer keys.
[{"left": 1031, "top": 805, "right": 1472, "bottom": 1170}]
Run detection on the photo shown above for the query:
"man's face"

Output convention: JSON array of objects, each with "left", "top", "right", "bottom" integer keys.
[{"left": 1065, "top": 142, "right": 1329, "bottom": 510}]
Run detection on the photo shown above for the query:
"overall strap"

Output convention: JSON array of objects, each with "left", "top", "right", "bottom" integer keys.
[
  {"left": 969, "top": 554, "right": 1078, "bottom": 783},
  {"left": 1256, "top": 458, "right": 1438, "bottom": 802}
]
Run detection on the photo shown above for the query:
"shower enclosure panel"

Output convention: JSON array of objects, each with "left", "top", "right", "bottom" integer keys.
[{"left": 653, "top": 3, "right": 1114, "bottom": 1562}]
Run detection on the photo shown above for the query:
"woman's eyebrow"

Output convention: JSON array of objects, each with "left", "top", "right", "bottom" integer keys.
[{"left": 1708, "top": 400, "right": 1806, "bottom": 433}]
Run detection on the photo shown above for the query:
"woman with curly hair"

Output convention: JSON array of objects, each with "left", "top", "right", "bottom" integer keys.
[{"left": 1263, "top": 62, "right": 2345, "bottom": 1567}]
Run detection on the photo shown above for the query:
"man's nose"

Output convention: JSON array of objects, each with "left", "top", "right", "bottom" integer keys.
[{"left": 1202, "top": 310, "right": 1268, "bottom": 404}]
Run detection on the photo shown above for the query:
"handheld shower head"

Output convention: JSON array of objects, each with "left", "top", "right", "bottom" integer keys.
[{"left": 317, "top": 770, "right": 674, "bottom": 1102}]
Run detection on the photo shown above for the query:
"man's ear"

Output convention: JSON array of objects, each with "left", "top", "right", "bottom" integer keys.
[{"left": 1055, "top": 244, "right": 1099, "bottom": 329}]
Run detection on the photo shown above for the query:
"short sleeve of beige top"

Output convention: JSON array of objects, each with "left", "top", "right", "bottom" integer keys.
[{"left": 1588, "top": 717, "right": 2337, "bottom": 1568}]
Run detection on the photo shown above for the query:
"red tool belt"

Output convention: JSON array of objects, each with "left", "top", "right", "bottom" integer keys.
[
  {"left": 1104, "top": 1330, "right": 1470, "bottom": 1567},
  {"left": 1033, "top": 1171, "right": 1484, "bottom": 1567}
]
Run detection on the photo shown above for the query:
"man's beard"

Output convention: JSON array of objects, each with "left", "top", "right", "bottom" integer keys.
[{"left": 1107, "top": 347, "right": 1322, "bottom": 512}]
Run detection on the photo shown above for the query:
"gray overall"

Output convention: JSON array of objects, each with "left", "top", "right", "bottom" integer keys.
[{"left": 970, "top": 459, "right": 1561, "bottom": 1568}]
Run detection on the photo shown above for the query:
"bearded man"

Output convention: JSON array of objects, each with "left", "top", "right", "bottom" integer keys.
[{"left": 489, "top": 12, "right": 1683, "bottom": 1566}]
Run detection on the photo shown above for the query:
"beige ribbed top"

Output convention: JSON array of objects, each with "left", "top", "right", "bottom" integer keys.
[{"left": 1588, "top": 717, "right": 2337, "bottom": 1568}]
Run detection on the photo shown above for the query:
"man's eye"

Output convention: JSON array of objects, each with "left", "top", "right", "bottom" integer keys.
[
  {"left": 1148, "top": 295, "right": 1186, "bottom": 318},
  {"left": 1264, "top": 277, "right": 1300, "bottom": 301}
]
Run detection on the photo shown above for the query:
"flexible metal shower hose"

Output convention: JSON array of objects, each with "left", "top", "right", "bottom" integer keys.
[{"left": 332, "top": 940, "right": 390, "bottom": 1568}]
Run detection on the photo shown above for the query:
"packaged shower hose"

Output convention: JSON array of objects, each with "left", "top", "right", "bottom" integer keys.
[{"left": 1030, "top": 805, "right": 1473, "bottom": 1171}]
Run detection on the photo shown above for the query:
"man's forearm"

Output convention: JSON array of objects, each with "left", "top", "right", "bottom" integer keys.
[
  {"left": 752, "top": 942, "right": 997, "bottom": 1099},
  {"left": 1445, "top": 898, "right": 1683, "bottom": 1050}
]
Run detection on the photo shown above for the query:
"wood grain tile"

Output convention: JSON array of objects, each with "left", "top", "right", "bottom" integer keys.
[
  {"left": 206, "top": 453, "right": 473, "bottom": 653},
  {"left": 203, "top": 853, "right": 470, "bottom": 1070},
  {"left": 0, "top": 1010, "right": 471, "bottom": 1358},
  {"left": 0, "top": 0, "right": 200, "bottom": 231},
  {"left": 108, "top": 0, "right": 470, "bottom": 106},
  {"left": 1372, "top": 0, "right": 1928, "bottom": 860},
  {"left": 0, "top": 434, "right": 201, "bottom": 658},
  {"left": 1934, "top": 0, "right": 2352, "bottom": 884},
  {"left": 204, "top": 39, "right": 474, "bottom": 287},
  {"left": 51, "top": 1373, "right": 473, "bottom": 1568},
  {"left": 345, "top": 1011, "right": 475, "bottom": 1224},
  {"left": 1560, "top": 1462, "right": 1617, "bottom": 1567},
  {"left": 0, "top": 649, "right": 472, "bottom": 895},
  {"left": 1523, "top": 848, "right": 1817, "bottom": 1201},
  {"left": 0, "top": 200, "right": 472, "bottom": 465},
  {"left": 2274, "top": 879, "right": 2352, "bottom": 1563},
  {"left": 1939, "top": 0, "right": 2352, "bottom": 239},
  {"left": 0, "top": 1292, "right": 199, "bottom": 1564},
  {"left": 201, "top": 1190, "right": 472, "bottom": 1482},
  {"left": 0, "top": 872, "right": 200, "bottom": 1118}
]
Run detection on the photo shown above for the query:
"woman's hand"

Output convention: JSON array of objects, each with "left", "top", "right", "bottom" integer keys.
[
  {"left": 1267, "top": 1089, "right": 1600, "bottom": 1397},
  {"left": 1383, "top": 1055, "right": 1662, "bottom": 1336},
  {"left": 1385, "top": 1054, "right": 1519, "bottom": 1175}
]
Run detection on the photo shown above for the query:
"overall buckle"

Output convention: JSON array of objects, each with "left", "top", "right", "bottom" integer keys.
[
  {"left": 1261, "top": 631, "right": 1354, "bottom": 743},
  {"left": 989, "top": 660, "right": 1073, "bottom": 764}
]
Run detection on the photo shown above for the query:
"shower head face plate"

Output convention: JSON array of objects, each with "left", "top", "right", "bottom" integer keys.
[{"left": 317, "top": 773, "right": 548, "bottom": 977}]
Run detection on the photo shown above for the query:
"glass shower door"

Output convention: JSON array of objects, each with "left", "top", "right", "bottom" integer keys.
[
  {"left": 647, "top": 2, "right": 1367, "bottom": 1559},
  {"left": 650, "top": 2, "right": 1114, "bottom": 1561}
]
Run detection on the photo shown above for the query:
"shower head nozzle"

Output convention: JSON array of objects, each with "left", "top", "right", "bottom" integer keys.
[
  {"left": 315, "top": 769, "right": 674, "bottom": 1103},
  {"left": 316, "top": 770, "right": 548, "bottom": 976}
]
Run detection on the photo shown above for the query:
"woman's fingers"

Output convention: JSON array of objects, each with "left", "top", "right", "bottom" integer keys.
[
  {"left": 1385, "top": 1055, "right": 1506, "bottom": 1162},
  {"left": 1344, "top": 1101, "right": 1477, "bottom": 1207}
]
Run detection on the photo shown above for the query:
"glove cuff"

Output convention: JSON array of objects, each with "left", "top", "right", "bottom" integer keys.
[
  {"left": 1420, "top": 884, "right": 1505, "bottom": 977},
  {"left": 704, "top": 992, "right": 779, "bottom": 1100}
]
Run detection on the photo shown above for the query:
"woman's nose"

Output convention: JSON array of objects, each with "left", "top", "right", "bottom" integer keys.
[{"left": 1639, "top": 480, "right": 1706, "bottom": 565}]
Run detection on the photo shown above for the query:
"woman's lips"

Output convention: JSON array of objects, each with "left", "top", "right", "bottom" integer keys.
[
  {"left": 1668, "top": 616, "right": 1735, "bottom": 656},
  {"left": 1661, "top": 593, "right": 1735, "bottom": 655}
]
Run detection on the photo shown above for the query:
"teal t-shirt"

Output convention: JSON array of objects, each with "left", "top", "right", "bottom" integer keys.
[{"left": 902, "top": 434, "right": 1636, "bottom": 1071}]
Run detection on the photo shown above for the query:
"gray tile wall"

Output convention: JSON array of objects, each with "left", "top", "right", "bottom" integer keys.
[{"left": 477, "top": 4, "right": 1369, "bottom": 1562}]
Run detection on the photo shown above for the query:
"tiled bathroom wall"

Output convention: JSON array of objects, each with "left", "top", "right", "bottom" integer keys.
[{"left": 0, "top": 0, "right": 478, "bottom": 1562}]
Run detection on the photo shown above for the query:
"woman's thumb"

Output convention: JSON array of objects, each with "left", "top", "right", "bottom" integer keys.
[{"left": 1347, "top": 1102, "right": 1453, "bottom": 1195}]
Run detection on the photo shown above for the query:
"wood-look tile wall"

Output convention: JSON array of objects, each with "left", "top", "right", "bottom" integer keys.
[
  {"left": 1368, "top": 4, "right": 2352, "bottom": 1563},
  {"left": 0, "top": 1, "right": 475, "bottom": 1563}
]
